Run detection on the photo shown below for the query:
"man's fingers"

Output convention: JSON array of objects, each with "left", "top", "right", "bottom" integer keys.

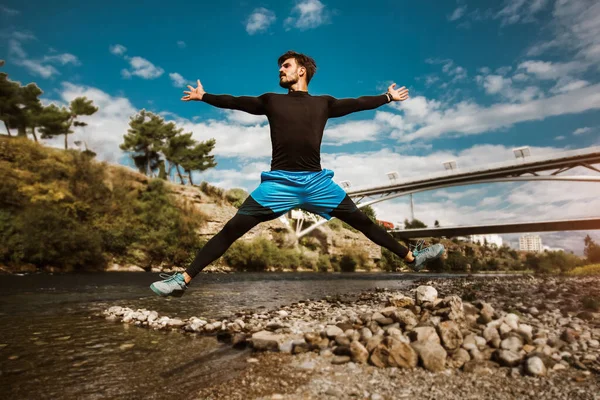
[
  {"left": 197, "top": 79, "right": 202, "bottom": 88},
  {"left": 187, "top": 85, "right": 195, "bottom": 91}
]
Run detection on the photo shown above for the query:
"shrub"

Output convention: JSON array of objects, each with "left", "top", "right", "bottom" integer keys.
[
  {"left": 199, "top": 181, "right": 224, "bottom": 199},
  {"left": 225, "top": 188, "right": 248, "bottom": 208},
  {"left": 329, "top": 218, "right": 343, "bottom": 231},
  {"left": 317, "top": 255, "right": 331, "bottom": 272},
  {"left": 568, "top": 264, "right": 600, "bottom": 276},
  {"left": 339, "top": 254, "right": 357, "bottom": 272},
  {"left": 378, "top": 247, "right": 406, "bottom": 272}
]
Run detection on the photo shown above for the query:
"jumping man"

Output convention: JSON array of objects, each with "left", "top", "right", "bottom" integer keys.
[{"left": 150, "top": 51, "right": 445, "bottom": 297}]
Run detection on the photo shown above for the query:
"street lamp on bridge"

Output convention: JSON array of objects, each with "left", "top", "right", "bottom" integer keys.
[
  {"left": 513, "top": 146, "right": 531, "bottom": 160},
  {"left": 386, "top": 171, "right": 399, "bottom": 182},
  {"left": 443, "top": 160, "right": 458, "bottom": 171},
  {"left": 340, "top": 180, "right": 351, "bottom": 189}
]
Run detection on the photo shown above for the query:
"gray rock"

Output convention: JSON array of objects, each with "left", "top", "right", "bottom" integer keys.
[
  {"left": 501, "top": 336, "right": 523, "bottom": 353},
  {"left": 350, "top": 340, "right": 369, "bottom": 364},
  {"left": 251, "top": 331, "right": 284, "bottom": 351},
  {"left": 447, "top": 348, "right": 471, "bottom": 369},
  {"left": 504, "top": 313, "right": 520, "bottom": 330},
  {"left": 331, "top": 355, "right": 351, "bottom": 365},
  {"left": 411, "top": 341, "right": 447, "bottom": 372},
  {"left": 483, "top": 326, "right": 501, "bottom": 348},
  {"left": 326, "top": 325, "right": 344, "bottom": 338},
  {"left": 408, "top": 326, "right": 441, "bottom": 344},
  {"left": 335, "top": 335, "right": 350, "bottom": 347},
  {"left": 360, "top": 327, "right": 373, "bottom": 342},
  {"left": 388, "top": 295, "right": 415, "bottom": 308},
  {"left": 393, "top": 309, "right": 418, "bottom": 330},
  {"left": 415, "top": 286, "right": 438, "bottom": 305},
  {"left": 370, "top": 337, "right": 418, "bottom": 369},
  {"left": 437, "top": 321, "right": 463, "bottom": 351},
  {"left": 526, "top": 356, "right": 547, "bottom": 376},
  {"left": 366, "top": 334, "right": 384, "bottom": 353},
  {"left": 496, "top": 350, "right": 523, "bottom": 367}
]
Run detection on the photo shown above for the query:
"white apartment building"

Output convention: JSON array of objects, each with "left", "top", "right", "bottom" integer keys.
[
  {"left": 470, "top": 234, "right": 503, "bottom": 248},
  {"left": 519, "top": 234, "right": 543, "bottom": 252}
]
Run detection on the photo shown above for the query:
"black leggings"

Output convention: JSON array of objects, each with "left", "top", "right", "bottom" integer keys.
[{"left": 185, "top": 205, "right": 410, "bottom": 278}]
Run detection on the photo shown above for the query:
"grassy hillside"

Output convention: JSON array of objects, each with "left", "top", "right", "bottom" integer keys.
[{"left": 0, "top": 137, "right": 206, "bottom": 273}]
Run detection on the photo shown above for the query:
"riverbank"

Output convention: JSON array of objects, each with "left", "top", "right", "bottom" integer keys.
[{"left": 103, "top": 275, "right": 600, "bottom": 399}]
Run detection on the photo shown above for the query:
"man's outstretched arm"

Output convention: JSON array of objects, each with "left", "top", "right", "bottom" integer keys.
[
  {"left": 328, "top": 83, "right": 409, "bottom": 118},
  {"left": 182, "top": 79, "right": 266, "bottom": 115}
]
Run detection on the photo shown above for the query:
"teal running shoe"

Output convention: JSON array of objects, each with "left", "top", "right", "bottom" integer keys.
[
  {"left": 150, "top": 272, "right": 187, "bottom": 297},
  {"left": 410, "top": 241, "right": 445, "bottom": 271}
]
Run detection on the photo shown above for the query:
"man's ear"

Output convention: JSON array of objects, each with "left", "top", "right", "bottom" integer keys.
[{"left": 299, "top": 67, "right": 305, "bottom": 77}]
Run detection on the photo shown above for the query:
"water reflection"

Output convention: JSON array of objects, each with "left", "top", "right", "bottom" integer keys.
[{"left": 0, "top": 272, "right": 435, "bottom": 399}]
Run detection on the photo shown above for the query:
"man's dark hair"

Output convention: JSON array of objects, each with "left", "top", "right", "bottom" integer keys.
[{"left": 278, "top": 51, "right": 317, "bottom": 84}]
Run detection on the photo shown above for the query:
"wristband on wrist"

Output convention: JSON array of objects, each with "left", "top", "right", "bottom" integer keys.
[{"left": 384, "top": 92, "right": 392, "bottom": 103}]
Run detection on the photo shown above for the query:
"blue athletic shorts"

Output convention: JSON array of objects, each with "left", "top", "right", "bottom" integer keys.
[{"left": 237, "top": 169, "right": 357, "bottom": 220}]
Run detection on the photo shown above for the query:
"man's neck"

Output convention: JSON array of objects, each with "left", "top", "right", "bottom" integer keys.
[{"left": 288, "top": 82, "right": 308, "bottom": 93}]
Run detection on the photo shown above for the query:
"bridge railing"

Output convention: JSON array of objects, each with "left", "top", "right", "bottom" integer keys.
[{"left": 342, "top": 146, "right": 600, "bottom": 194}]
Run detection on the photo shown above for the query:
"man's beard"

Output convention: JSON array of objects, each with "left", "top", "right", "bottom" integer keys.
[{"left": 279, "top": 73, "right": 298, "bottom": 88}]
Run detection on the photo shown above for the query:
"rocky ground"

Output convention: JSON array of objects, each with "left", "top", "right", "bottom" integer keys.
[{"left": 102, "top": 275, "right": 600, "bottom": 399}]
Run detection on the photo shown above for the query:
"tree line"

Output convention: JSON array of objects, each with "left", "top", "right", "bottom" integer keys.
[{"left": 0, "top": 59, "right": 216, "bottom": 184}]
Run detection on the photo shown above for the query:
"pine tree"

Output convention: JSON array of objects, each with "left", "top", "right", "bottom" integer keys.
[
  {"left": 38, "top": 97, "right": 98, "bottom": 149},
  {"left": 180, "top": 139, "right": 217, "bottom": 185}
]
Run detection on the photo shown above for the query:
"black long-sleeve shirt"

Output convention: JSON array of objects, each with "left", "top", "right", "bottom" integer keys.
[{"left": 202, "top": 91, "right": 389, "bottom": 171}]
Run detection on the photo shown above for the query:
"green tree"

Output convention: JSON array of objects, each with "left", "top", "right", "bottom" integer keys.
[
  {"left": 434, "top": 220, "right": 440, "bottom": 228},
  {"left": 38, "top": 97, "right": 98, "bottom": 149},
  {"left": 0, "top": 71, "right": 21, "bottom": 136},
  {"left": 120, "top": 110, "right": 177, "bottom": 176},
  {"left": 404, "top": 218, "right": 427, "bottom": 229},
  {"left": 584, "top": 235, "right": 600, "bottom": 263},
  {"left": 163, "top": 131, "right": 195, "bottom": 183},
  {"left": 180, "top": 139, "right": 217, "bottom": 185}
]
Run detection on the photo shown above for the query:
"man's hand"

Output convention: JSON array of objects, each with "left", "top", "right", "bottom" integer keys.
[
  {"left": 387, "top": 83, "right": 409, "bottom": 102},
  {"left": 181, "top": 80, "right": 205, "bottom": 101}
]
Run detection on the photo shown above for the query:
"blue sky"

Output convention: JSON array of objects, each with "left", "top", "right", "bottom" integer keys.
[{"left": 1, "top": 0, "right": 599, "bottom": 253}]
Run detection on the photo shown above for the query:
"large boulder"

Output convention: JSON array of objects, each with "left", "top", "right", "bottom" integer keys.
[
  {"left": 411, "top": 342, "right": 447, "bottom": 372},
  {"left": 370, "top": 337, "right": 418, "bottom": 369},
  {"left": 437, "top": 321, "right": 463, "bottom": 351}
]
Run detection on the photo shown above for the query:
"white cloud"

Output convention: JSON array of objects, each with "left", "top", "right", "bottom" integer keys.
[
  {"left": 495, "top": 0, "right": 550, "bottom": 25},
  {"left": 555, "top": 135, "right": 566, "bottom": 140},
  {"left": 323, "top": 120, "right": 383, "bottom": 145},
  {"left": 176, "top": 40, "right": 186, "bottom": 48},
  {"left": 527, "top": 0, "right": 600, "bottom": 65},
  {"left": 169, "top": 72, "right": 187, "bottom": 87},
  {"left": 550, "top": 78, "right": 589, "bottom": 94},
  {"left": 517, "top": 60, "right": 589, "bottom": 80},
  {"left": 393, "top": 83, "right": 600, "bottom": 142},
  {"left": 8, "top": 38, "right": 26, "bottom": 58},
  {"left": 197, "top": 161, "right": 270, "bottom": 191},
  {"left": 123, "top": 56, "right": 164, "bottom": 79},
  {"left": 40, "top": 82, "right": 138, "bottom": 163},
  {"left": 17, "top": 59, "right": 60, "bottom": 78},
  {"left": 482, "top": 75, "right": 511, "bottom": 94},
  {"left": 284, "top": 0, "right": 329, "bottom": 31},
  {"left": 448, "top": 6, "right": 467, "bottom": 21},
  {"left": 42, "top": 53, "right": 81, "bottom": 66},
  {"left": 0, "top": 5, "right": 19, "bottom": 15},
  {"left": 222, "top": 110, "right": 268, "bottom": 125},
  {"left": 573, "top": 127, "right": 592, "bottom": 135},
  {"left": 109, "top": 44, "right": 127, "bottom": 56},
  {"left": 245, "top": 7, "right": 276, "bottom": 35}
]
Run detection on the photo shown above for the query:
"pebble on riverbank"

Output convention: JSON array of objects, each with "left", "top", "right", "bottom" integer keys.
[{"left": 101, "top": 276, "right": 600, "bottom": 378}]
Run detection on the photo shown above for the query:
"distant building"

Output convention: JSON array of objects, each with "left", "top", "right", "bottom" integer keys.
[
  {"left": 519, "top": 234, "right": 543, "bottom": 252},
  {"left": 470, "top": 234, "right": 503, "bottom": 248}
]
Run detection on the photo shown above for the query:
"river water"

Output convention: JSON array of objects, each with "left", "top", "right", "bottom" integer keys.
[{"left": 0, "top": 272, "right": 454, "bottom": 399}]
